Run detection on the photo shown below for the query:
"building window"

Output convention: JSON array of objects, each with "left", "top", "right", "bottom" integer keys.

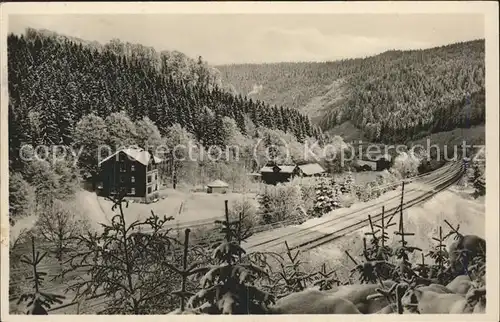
[
  {"left": 148, "top": 187, "right": 152, "bottom": 194},
  {"left": 147, "top": 163, "right": 151, "bottom": 171},
  {"left": 131, "top": 176, "right": 135, "bottom": 183},
  {"left": 130, "top": 188, "right": 135, "bottom": 195},
  {"left": 147, "top": 175, "right": 152, "bottom": 183},
  {"left": 155, "top": 184, "right": 158, "bottom": 191},
  {"left": 154, "top": 173, "right": 157, "bottom": 181},
  {"left": 131, "top": 164, "right": 135, "bottom": 172},
  {"left": 120, "top": 163, "right": 126, "bottom": 172},
  {"left": 120, "top": 175, "right": 125, "bottom": 183}
]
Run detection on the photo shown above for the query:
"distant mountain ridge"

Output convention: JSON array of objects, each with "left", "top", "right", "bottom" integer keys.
[{"left": 215, "top": 40, "right": 485, "bottom": 144}]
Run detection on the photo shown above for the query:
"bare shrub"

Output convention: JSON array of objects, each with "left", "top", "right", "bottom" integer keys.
[
  {"left": 228, "top": 197, "right": 259, "bottom": 233},
  {"left": 291, "top": 177, "right": 317, "bottom": 214},
  {"left": 339, "top": 193, "right": 356, "bottom": 208},
  {"left": 258, "top": 181, "right": 306, "bottom": 225},
  {"left": 35, "top": 199, "right": 90, "bottom": 266},
  {"left": 391, "top": 151, "right": 422, "bottom": 179}
]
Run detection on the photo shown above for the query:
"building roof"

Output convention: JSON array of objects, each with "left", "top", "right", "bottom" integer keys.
[
  {"left": 260, "top": 166, "right": 275, "bottom": 173},
  {"left": 279, "top": 165, "right": 296, "bottom": 173},
  {"left": 207, "top": 179, "right": 229, "bottom": 188},
  {"left": 373, "top": 153, "right": 392, "bottom": 161},
  {"left": 355, "top": 159, "right": 377, "bottom": 166},
  {"left": 98, "top": 148, "right": 163, "bottom": 166},
  {"left": 259, "top": 164, "right": 296, "bottom": 174},
  {"left": 298, "top": 163, "right": 326, "bottom": 175},
  {"left": 259, "top": 163, "right": 326, "bottom": 175}
]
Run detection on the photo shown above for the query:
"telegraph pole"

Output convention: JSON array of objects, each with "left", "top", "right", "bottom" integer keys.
[{"left": 399, "top": 181, "right": 405, "bottom": 223}]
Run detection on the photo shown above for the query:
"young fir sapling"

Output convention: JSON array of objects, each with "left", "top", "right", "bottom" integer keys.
[
  {"left": 17, "top": 237, "right": 66, "bottom": 315},
  {"left": 413, "top": 253, "right": 431, "bottom": 279},
  {"left": 276, "top": 241, "right": 317, "bottom": 294},
  {"left": 392, "top": 185, "right": 422, "bottom": 282},
  {"left": 346, "top": 249, "right": 392, "bottom": 284},
  {"left": 426, "top": 226, "right": 450, "bottom": 284},
  {"left": 364, "top": 207, "right": 396, "bottom": 261},
  {"left": 313, "top": 263, "right": 341, "bottom": 291},
  {"left": 167, "top": 229, "right": 205, "bottom": 314},
  {"left": 347, "top": 207, "right": 397, "bottom": 284},
  {"left": 187, "top": 200, "right": 274, "bottom": 314}
]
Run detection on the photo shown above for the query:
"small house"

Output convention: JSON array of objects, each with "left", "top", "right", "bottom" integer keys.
[
  {"left": 98, "top": 147, "right": 162, "bottom": 202},
  {"left": 207, "top": 180, "right": 229, "bottom": 194},
  {"left": 354, "top": 153, "right": 392, "bottom": 172},
  {"left": 373, "top": 154, "right": 392, "bottom": 171},
  {"left": 296, "top": 163, "right": 326, "bottom": 177},
  {"left": 354, "top": 159, "right": 377, "bottom": 171},
  {"left": 259, "top": 164, "right": 298, "bottom": 185}
]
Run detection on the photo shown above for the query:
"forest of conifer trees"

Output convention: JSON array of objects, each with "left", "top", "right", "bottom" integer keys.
[{"left": 8, "top": 28, "right": 320, "bottom": 171}]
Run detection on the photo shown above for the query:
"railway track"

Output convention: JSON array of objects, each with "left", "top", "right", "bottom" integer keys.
[
  {"left": 243, "top": 161, "right": 464, "bottom": 254},
  {"left": 243, "top": 164, "right": 455, "bottom": 251}
]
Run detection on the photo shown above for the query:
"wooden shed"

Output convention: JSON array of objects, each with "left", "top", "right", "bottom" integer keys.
[
  {"left": 207, "top": 180, "right": 229, "bottom": 194},
  {"left": 354, "top": 159, "right": 377, "bottom": 171},
  {"left": 373, "top": 154, "right": 392, "bottom": 171},
  {"left": 353, "top": 153, "right": 392, "bottom": 172},
  {"left": 259, "top": 164, "right": 298, "bottom": 185}
]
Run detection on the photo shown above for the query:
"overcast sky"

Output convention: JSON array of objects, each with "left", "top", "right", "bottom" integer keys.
[{"left": 8, "top": 14, "right": 484, "bottom": 65}]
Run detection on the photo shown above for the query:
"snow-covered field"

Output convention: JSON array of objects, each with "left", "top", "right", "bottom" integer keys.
[{"left": 73, "top": 189, "right": 258, "bottom": 232}]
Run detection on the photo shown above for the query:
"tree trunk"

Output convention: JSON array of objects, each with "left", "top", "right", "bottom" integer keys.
[{"left": 91, "top": 174, "right": 97, "bottom": 191}]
